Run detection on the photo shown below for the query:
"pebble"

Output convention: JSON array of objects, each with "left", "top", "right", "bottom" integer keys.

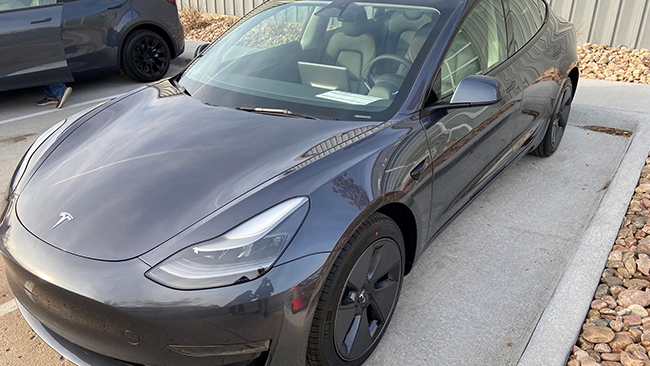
[
  {"left": 620, "top": 351, "right": 645, "bottom": 366},
  {"left": 602, "top": 353, "right": 621, "bottom": 361},
  {"left": 611, "top": 320, "right": 625, "bottom": 332},
  {"left": 596, "top": 284, "right": 612, "bottom": 298},
  {"left": 611, "top": 285, "right": 626, "bottom": 298},
  {"left": 627, "top": 304, "right": 648, "bottom": 318},
  {"left": 583, "top": 326, "right": 616, "bottom": 343},
  {"left": 592, "top": 299, "right": 609, "bottom": 310},
  {"left": 623, "top": 279, "right": 650, "bottom": 290},
  {"left": 636, "top": 254, "right": 650, "bottom": 276},
  {"left": 595, "top": 343, "right": 612, "bottom": 353},
  {"left": 604, "top": 276, "right": 625, "bottom": 287},
  {"left": 617, "top": 290, "right": 650, "bottom": 307},
  {"left": 610, "top": 332, "right": 635, "bottom": 351}
]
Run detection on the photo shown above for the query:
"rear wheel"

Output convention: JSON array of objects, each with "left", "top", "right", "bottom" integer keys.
[
  {"left": 307, "top": 213, "right": 404, "bottom": 366},
  {"left": 121, "top": 30, "right": 171, "bottom": 83},
  {"left": 532, "top": 80, "right": 574, "bottom": 157}
]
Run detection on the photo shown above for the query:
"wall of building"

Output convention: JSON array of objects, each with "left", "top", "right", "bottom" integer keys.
[{"left": 179, "top": 0, "right": 650, "bottom": 49}]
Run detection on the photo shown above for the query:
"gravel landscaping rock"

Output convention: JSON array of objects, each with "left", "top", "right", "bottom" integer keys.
[{"left": 568, "top": 153, "right": 650, "bottom": 366}]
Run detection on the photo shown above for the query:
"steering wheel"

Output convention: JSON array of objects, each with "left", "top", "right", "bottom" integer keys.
[{"left": 361, "top": 54, "right": 413, "bottom": 88}]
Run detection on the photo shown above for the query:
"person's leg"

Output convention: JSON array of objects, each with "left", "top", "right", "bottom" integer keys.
[
  {"left": 37, "top": 84, "right": 65, "bottom": 106},
  {"left": 56, "top": 85, "right": 73, "bottom": 109},
  {"left": 44, "top": 83, "right": 66, "bottom": 99},
  {"left": 37, "top": 83, "right": 73, "bottom": 108}
]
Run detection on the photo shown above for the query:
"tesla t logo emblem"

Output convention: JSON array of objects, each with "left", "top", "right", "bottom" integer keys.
[{"left": 51, "top": 212, "right": 73, "bottom": 230}]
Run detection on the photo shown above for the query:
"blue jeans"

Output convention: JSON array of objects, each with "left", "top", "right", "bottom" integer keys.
[{"left": 43, "top": 83, "right": 67, "bottom": 99}]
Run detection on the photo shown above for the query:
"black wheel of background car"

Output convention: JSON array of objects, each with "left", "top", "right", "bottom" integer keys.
[
  {"left": 532, "top": 80, "right": 574, "bottom": 157},
  {"left": 121, "top": 30, "right": 171, "bottom": 83},
  {"left": 307, "top": 212, "right": 404, "bottom": 366}
]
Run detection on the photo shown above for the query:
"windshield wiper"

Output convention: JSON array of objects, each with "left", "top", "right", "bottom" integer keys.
[
  {"left": 235, "top": 106, "right": 318, "bottom": 120},
  {"left": 170, "top": 77, "right": 191, "bottom": 97}
]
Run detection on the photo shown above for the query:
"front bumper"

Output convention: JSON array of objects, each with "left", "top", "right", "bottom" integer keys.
[{"left": 1, "top": 198, "right": 329, "bottom": 366}]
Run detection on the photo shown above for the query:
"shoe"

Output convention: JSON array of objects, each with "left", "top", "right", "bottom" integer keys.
[
  {"left": 35, "top": 97, "right": 58, "bottom": 106},
  {"left": 56, "top": 87, "right": 72, "bottom": 109}
]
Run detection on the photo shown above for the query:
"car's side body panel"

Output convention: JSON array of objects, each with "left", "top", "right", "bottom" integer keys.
[
  {"left": 60, "top": 0, "right": 135, "bottom": 79},
  {"left": 419, "top": 0, "right": 577, "bottom": 242},
  {"left": 0, "top": 3, "right": 73, "bottom": 91}
]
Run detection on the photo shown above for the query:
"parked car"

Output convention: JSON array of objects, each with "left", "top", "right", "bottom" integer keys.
[
  {"left": 0, "top": 0, "right": 185, "bottom": 92},
  {"left": 0, "top": 0, "right": 577, "bottom": 365}
]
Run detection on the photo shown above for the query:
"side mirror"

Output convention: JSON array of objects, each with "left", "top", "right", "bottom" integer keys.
[
  {"left": 194, "top": 43, "right": 210, "bottom": 58},
  {"left": 422, "top": 75, "right": 505, "bottom": 118}
]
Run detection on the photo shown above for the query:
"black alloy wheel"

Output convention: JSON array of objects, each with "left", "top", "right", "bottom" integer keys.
[
  {"left": 334, "top": 238, "right": 402, "bottom": 361},
  {"left": 122, "top": 30, "right": 171, "bottom": 83},
  {"left": 307, "top": 212, "right": 405, "bottom": 366},
  {"left": 533, "top": 80, "right": 574, "bottom": 157}
]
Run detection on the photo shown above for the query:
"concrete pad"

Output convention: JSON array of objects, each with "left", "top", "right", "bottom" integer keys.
[
  {"left": 367, "top": 105, "right": 634, "bottom": 366},
  {"left": 517, "top": 81, "right": 650, "bottom": 366}
]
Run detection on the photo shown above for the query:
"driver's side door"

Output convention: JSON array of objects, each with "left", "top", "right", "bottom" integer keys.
[
  {"left": 421, "top": 0, "right": 522, "bottom": 236},
  {"left": 0, "top": 0, "right": 73, "bottom": 91}
]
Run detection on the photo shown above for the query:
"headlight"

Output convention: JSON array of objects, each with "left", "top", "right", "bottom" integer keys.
[{"left": 146, "top": 197, "right": 309, "bottom": 290}]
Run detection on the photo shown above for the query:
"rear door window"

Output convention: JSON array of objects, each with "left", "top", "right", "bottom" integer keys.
[{"left": 508, "top": 0, "right": 546, "bottom": 51}]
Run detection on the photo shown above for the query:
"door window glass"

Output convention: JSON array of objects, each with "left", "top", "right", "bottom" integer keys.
[
  {"left": 440, "top": 0, "right": 507, "bottom": 97},
  {"left": 0, "top": 0, "right": 56, "bottom": 11},
  {"left": 509, "top": 0, "right": 545, "bottom": 51}
]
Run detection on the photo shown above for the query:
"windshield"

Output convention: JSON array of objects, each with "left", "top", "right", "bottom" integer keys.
[{"left": 180, "top": 0, "right": 449, "bottom": 121}]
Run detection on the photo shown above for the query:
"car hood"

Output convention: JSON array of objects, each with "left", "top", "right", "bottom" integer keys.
[{"left": 16, "top": 86, "right": 369, "bottom": 261}]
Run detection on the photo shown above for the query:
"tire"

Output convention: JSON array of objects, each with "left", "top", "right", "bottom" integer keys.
[
  {"left": 121, "top": 30, "right": 171, "bottom": 83},
  {"left": 307, "top": 212, "right": 405, "bottom": 366},
  {"left": 532, "top": 79, "right": 574, "bottom": 157}
]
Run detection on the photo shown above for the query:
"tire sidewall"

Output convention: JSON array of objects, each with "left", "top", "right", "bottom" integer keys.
[
  {"left": 123, "top": 30, "right": 171, "bottom": 83},
  {"left": 542, "top": 80, "right": 573, "bottom": 155},
  {"left": 316, "top": 218, "right": 405, "bottom": 366}
]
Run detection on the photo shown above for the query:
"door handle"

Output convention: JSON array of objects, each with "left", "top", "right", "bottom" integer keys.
[
  {"left": 410, "top": 160, "right": 427, "bottom": 181},
  {"left": 31, "top": 17, "right": 52, "bottom": 24}
]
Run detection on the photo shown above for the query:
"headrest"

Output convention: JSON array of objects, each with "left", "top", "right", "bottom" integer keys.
[
  {"left": 404, "top": 11, "right": 424, "bottom": 20},
  {"left": 338, "top": 5, "right": 369, "bottom": 37}
]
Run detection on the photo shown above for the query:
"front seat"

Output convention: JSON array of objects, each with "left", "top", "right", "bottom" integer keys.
[
  {"left": 325, "top": 5, "right": 376, "bottom": 93},
  {"left": 371, "top": 21, "right": 434, "bottom": 90},
  {"left": 386, "top": 11, "right": 434, "bottom": 58}
]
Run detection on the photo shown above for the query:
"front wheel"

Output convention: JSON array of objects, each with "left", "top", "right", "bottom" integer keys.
[
  {"left": 121, "top": 30, "right": 171, "bottom": 83},
  {"left": 307, "top": 212, "right": 404, "bottom": 366},
  {"left": 532, "top": 80, "right": 574, "bottom": 157}
]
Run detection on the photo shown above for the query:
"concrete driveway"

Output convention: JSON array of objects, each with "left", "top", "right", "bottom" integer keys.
[{"left": 0, "top": 70, "right": 647, "bottom": 365}]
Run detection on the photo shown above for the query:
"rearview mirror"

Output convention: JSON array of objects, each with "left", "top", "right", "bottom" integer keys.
[{"left": 422, "top": 75, "right": 505, "bottom": 118}]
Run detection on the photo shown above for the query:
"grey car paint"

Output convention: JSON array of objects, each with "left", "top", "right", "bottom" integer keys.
[{"left": 0, "top": 0, "right": 185, "bottom": 91}]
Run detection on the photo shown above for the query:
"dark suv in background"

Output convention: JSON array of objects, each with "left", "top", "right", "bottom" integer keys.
[{"left": 0, "top": 0, "right": 185, "bottom": 92}]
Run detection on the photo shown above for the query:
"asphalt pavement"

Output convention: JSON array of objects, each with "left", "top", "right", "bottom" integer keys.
[{"left": 0, "top": 59, "right": 648, "bottom": 366}]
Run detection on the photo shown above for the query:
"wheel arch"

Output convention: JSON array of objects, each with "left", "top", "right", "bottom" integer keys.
[
  {"left": 568, "top": 67, "right": 579, "bottom": 97},
  {"left": 377, "top": 202, "right": 418, "bottom": 275},
  {"left": 119, "top": 22, "right": 178, "bottom": 65}
]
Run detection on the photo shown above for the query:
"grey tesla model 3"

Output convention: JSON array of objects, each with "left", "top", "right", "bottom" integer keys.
[
  {"left": 0, "top": 0, "right": 185, "bottom": 92},
  {"left": 0, "top": 0, "right": 577, "bottom": 365}
]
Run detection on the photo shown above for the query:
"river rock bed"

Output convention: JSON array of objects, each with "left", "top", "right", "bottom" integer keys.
[{"left": 567, "top": 153, "right": 650, "bottom": 366}]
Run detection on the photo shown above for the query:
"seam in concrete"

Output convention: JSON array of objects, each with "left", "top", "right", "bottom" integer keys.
[
  {"left": 0, "top": 299, "right": 17, "bottom": 318},
  {"left": 517, "top": 119, "right": 650, "bottom": 365}
]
